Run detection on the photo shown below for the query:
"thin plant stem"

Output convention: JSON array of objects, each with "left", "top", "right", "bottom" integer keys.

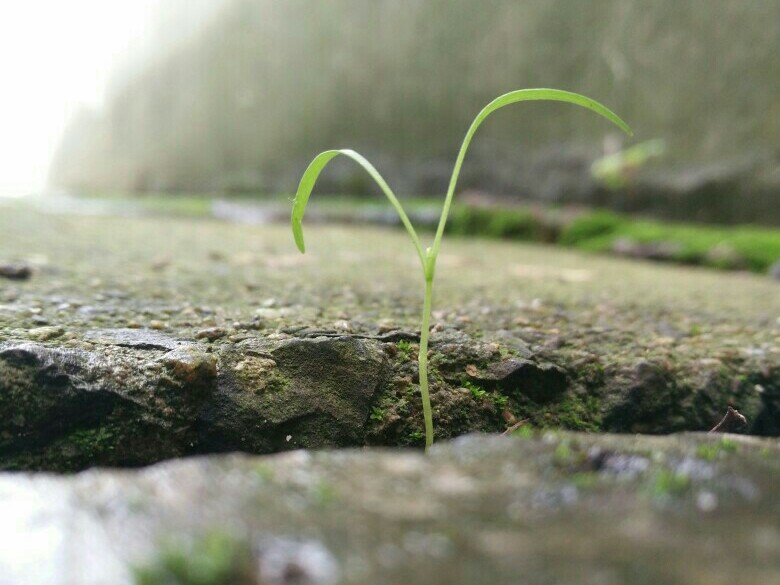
[{"left": 418, "top": 275, "right": 434, "bottom": 448}]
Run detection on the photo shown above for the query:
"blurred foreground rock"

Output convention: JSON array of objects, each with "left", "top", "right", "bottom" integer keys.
[{"left": 0, "top": 433, "right": 778, "bottom": 584}]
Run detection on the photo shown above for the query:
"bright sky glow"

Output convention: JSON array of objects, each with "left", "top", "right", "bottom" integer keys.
[{"left": 0, "top": 0, "right": 157, "bottom": 196}]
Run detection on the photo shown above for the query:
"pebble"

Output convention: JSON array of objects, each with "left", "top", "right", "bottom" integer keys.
[
  {"left": 195, "top": 327, "right": 228, "bottom": 341},
  {"left": 0, "top": 263, "right": 32, "bottom": 280},
  {"left": 377, "top": 319, "right": 396, "bottom": 333},
  {"left": 27, "top": 326, "right": 65, "bottom": 341}
]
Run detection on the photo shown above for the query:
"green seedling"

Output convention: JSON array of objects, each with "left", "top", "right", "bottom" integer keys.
[
  {"left": 591, "top": 138, "right": 665, "bottom": 189},
  {"left": 292, "top": 89, "right": 631, "bottom": 448}
]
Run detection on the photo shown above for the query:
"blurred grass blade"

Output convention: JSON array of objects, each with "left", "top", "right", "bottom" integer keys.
[
  {"left": 475, "top": 89, "right": 632, "bottom": 138},
  {"left": 430, "top": 88, "right": 633, "bottom": 257},
  {"left": 291, "top": 149, "right": 424, "bottom": 263}
]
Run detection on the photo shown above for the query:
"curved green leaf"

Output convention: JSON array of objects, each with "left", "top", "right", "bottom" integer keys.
[
  {"left": 429, "top": 89, "right": 633, "bottom": 259},
  {"left": 291, "top": 149, "right": 424, "bottom": 264}
]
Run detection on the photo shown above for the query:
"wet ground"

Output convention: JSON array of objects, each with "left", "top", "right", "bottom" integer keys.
[
  {"left": 1, "top": 200, "right": 777, "bottom": 342},
  {"left": 1, "top": 201, "right": 778, "bottom": 467}
]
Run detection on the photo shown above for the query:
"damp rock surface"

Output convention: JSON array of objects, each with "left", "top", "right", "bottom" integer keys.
[
  {"left": 1, "top": 322, "right": 777, "bottom": 471},
  {"left": 0, "top": 432, "right": 778, "bottom": 585},
  {"left": 0, "top": 205, "right": 778, "bottom": 469}
]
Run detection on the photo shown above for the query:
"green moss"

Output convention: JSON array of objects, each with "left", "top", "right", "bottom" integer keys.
[
  {"left": 253, "top": 462, "right": 275, "bottom": 481},
  {"left": 445, "top": 205, "right": 545, "bottom": 241},
  {"left": 651, "top": 469, "right": 691, "bottom": 497},
  {"left": 559, "top": 211, "right": 623, "bottom": 246},
  {"left": 577, "top": 361, "right": 606, "bottom": 388},
  {"left": 561, "top": 212, "right": 780, "bottom": 273},
  {"left": 534, "top": 393, "right": 602, "bottom": 432},
  {"left": 554, "top": 442, "right": 572, "bottom": 463},
  {"left": 395, "top": 340, "right": 414, "bottom": 360},
  {"left": 492, "top": 393, "right": 508, "bottom": 411},
  {"left": 68, "top": 426, "right": 117, "bottom": 459},
  {"left": 462, "top": 380, "right": 488, "bottom": 401},
  {"left": 133, "top": 532, "right": 252, "bottom": 585},
  {"left": 509, "top": 423, "right": 535, "bottom": 439},
  {"left": 696, "top": 437, "right": 739, "bottom": 461},
  {"left": 570, "top": 471, "right": 599, "bottom": 489},
  {"left": 312, "top": 481, "right": 338, "bottom": 506},
  {"left": 232, "top": 357, "right": 289, "bottom": 394},
  {"left": 407, "top": 429, "right": 425, "bottom": 445}
]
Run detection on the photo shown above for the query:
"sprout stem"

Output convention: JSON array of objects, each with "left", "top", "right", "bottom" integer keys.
[{"left": 419, "top": 276, "right": 434, "bottom": 448}]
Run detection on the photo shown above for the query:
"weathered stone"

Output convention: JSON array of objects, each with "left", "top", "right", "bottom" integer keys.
[
  {"left": 0, "top": 341, "right": 215, "bottom": 471},
  {"left": 0, "top": 262, "right": 32, "bottom": 280},
  {"left": 200, "top": 336, "right": 390, "bottom": 453},
  {"left": 3, "top": 323, "right": 778, "bottom": 470},
  {"left": 429, "top": 329, "right": 501, "bottom": 376},
  {"left": 195, "top": 326, "right": 228, "bottom": 341},
  {"left": 769, "top": 260, "right": 780, "bottom": 280},
  {"left": 0, "top": 332, "right": 398, "bottom": 470},
  {"left": 159, "top": 346, "right": 218, "bottom": 388},
  {"left": 467, "top": 357, "right": 568, "bottom": 402},
  {"left": 84, "top": 328, "right": 184, "bottom": 351},
  {"left": 1, "top": 205, "right": 778, "bottom": 467},
  {"left": 26, "top": 325, "right": 65, "bottom": 341},
  {"left": 599, "top": 359, "right": 775, "bottom": 435},
  {"left": 0, "top": 433, "right": 777, "bottom": 584}
]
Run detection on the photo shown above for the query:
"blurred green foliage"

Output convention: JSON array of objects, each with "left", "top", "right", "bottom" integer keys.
[
  {"left": 562, "top": 212, "right": 780, "bottom": 272},
  {"left": 133, "top": 533, "right": 252, "bottom": 585}
]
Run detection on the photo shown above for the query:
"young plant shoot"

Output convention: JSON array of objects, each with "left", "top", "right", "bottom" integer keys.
[{"left": 291, "top": 89, "right": 631, "bottom": 449}]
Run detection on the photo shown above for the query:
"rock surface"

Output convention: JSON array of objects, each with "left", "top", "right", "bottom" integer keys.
[
  {"left": 0, "top": 262, "right": 32, "bottom": 280},
  {"left": 0, "top": 432, "right": 778, "bottom": 585},
  {"left": 0, "top": 205, "right": 778, "bottom": 470},
  {"left": 0, "top": 332, "right": 389, "bottom": 471},
  {"left": 2, "top": 324, "right": 778, "bottom": 471}
]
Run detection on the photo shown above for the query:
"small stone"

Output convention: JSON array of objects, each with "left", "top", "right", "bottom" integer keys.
[
  {"left": 0, "top": 263, "right": 32, "bottom": 280},
  {"left": 705, "top": 244, "right": 744, "bottom": 269},
  {"left": 150, "top": 256, "right": 171, "bottom": 271},
  {"left": 769, "top": 261, "right": 780, "bottom": 280},
  {"left": 149, "top": 320, "right": 166, "bottom": 330},
  {"left": 159, "top": 347, "right": 218, "bottom": 386},
  {"left": 27, "top": 325, "right": 65, "bottom": 341},
  {"left": 84, "top": 328, "right": 182, "bottom": 350},
  {"left": 469, "top": 358, "right": 567, "bottom": 402},
  {"left": 696, "top": 490, "right": 718, "bottom": 512},
  {"left": 195, "top": 327, "right": 228, "bottom": 341},
  {"left": 377, "top": 319, "right": 396, "bottom": 333},
  {"left": 257, "top": 538, "right": 340, "bottom": 585}
]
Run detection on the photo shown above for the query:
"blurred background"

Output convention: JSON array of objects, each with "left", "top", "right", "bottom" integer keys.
[{"left": 1, "top": 0, "right": 779, "bottom": 273}]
